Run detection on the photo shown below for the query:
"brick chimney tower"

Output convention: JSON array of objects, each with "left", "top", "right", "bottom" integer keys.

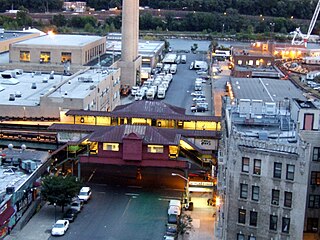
[{"left": 119, "top": 0, "right": 141, "bottom": 87}]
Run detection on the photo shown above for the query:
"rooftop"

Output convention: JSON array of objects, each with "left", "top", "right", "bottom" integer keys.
[
  {"left": 106, "top": 38, "right": 164, "bottom": 57},
  {"left": 0, "top": 31, "right": 36, "bottom": 43},
  {"left": 0, "top": 148, "right": 49, "bottom": 201},
  {"left": 0, "top": 68, "right": 118, "bottom": 107},
  {"left": 12, "top": 34, "right": 104, "bottom": 47},
  {"left": 231, "top": 78, "right": 306, "bottom": 102}
]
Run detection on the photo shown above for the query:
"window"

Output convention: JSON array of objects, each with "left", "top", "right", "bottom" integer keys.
[
  {"left": 61, "top": 52, "right": 72, "bottom": 63},
  {"left": 250, "top": 211, "right": 258, "bottom": 226},
  {"left": 248, "top": 236, "right": 256, "bottom": 240},
  {"left": 307, "top": 218, "right": 319, "bottom": 232},
  {"left": 252, "top": 186, "right": 259, "bottom": 201},
  {"left": 271, "top": 189, "right": 280, "bottom": 205},
  {"left": 40, "top": 51, "right": 51, "bottom": 63},
  {"left": 309, "top": 195, "right": 320, "bottom": 208},
  {"left": 270, "top": 215, "right": 278, "bottom": 231},
  {"left": 311, "top": 172, "right": 320, "bottom": 185},
  {"left": 237, "top": 233, "right": 245, "bottom": 240},
  {"left": 273, "top": 162, "right": 282, "bottom": 178},
  {"left": 284, "top": 191, "right": 292, "bottom": 208},
  {"left": 102, "top": 143, "right": 119, "bottom": 151},
  {"left": 240, "top": 184, "right": 248, "bottom": 199},
  {"left": 147, "top": 145, "right": 164, "bottom": 153},
  {"left": 253, "top": 159, "right": 261, "bottom": 175},
  {"left": 242, "top": 157, "right": 249, "bottom": 173},
  {"left": 282, "top": 217, "right": 290, "bottom": 233},
  {"left": 20, "top": 51, "right": 30, "bottom": 62},
  {"left": 313, "top": 147, "right": 320, "bottom": 161},
  {"left": 238, "top": 209, "right": 246, "bottom": 224},
  {"left": 286, "top": 164, "right": 295, "bottom": 181}
]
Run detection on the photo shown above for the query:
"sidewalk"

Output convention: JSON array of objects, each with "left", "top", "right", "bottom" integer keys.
[
  {"left": 180, "top": 193, "right": 215, "bottom": 240},
  {"left": 5, "top": 202, "right": 63, "bottom": 240}
]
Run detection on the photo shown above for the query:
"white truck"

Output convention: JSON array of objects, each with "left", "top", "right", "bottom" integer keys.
[
  {"left": 157, "top": 87, "right": 166, "bottom": 99},
  {"left": 168, "top": 199, "right": 181, "bottom": 216},
  {"left": 169, "top": 64, "right": 177, "bottom": 74},
  {"left": 146, "top": 86, "right": 157, "bottom": 100},
  {"left": 135, "top": 87, "right": 147, "bottom": 101},
  {"left": 195, "top": 79, "right": 202, "bottom": 91},
  {"left": 131, "top": 86, "right": 139, "bottom": 96}
]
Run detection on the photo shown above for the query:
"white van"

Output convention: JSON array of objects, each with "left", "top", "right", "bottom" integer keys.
[
  {"left": 78, "top": 187, "right": 92, "bottom": 202},
  {"left": 168, "top": 199, "right": 181, "bottom": 215},
  {"left": 181, "top": 55, "right": 187, "bottom": 64}
]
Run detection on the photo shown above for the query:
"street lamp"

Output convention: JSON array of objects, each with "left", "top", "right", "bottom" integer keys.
[
  {"left": 54, "top": 202, "right": 57, "bottom": 222},
  {"left": 171, "top": 173, "right": 190, "bottom": 208}
]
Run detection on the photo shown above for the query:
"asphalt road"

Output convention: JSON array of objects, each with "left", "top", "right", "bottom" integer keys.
[{"left": 48, "top": 184, "right": 182, "bottom": 240}]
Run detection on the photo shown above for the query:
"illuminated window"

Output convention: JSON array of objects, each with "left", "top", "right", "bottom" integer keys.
[
  {"left": 40, "top": 52, "right": 51, "bottom": 63},
  {"left": 147, "top": 145, "right": 164, "bottom": 153},
  {"left": 238, "top": 209, "right": 246, "bottom": 224},
  {"left": 311, "top": 171, "right": 320, "bottom": 185},
  {"left": 248, "top": 60, "right": 254, "bottom": 65},
  {"left": 61, "top": 52, "right": 72, "bottom": 63},
  {"left": 255, "top": 60, "right": 260, "bottom": 66},
  {"left": 103, "top": 143, "right": 119, "bottom": 151},
  {"left": 237, "top": 60, "right": 242, "bottom": 65},
  {"left": 20, "top": 51, "right": 30, "bottom": 62}
]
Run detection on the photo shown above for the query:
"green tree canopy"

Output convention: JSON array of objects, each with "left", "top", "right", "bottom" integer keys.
[{"left": 41, "top": 175, "right": 82, "bottom": 212}]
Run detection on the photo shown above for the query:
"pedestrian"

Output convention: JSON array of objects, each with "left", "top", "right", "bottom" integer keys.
[{"left": 207, "top": 198, "right": 210, "bottom": 206}]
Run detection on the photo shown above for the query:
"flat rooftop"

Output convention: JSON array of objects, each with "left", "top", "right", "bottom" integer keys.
[
  {"left": 12, "top": 34, "right": 104, "bottom": 47},
  {"left": 106, "top": 40, "right": 164, "bottom": 57},
  {"left": 231, "top": 78, "right": 306, "bottom": 102},
  {"left": 0, "top": 68, "right": 118, "bottom": 107},
  {"left": 48, "top": 68, "right": 118, "bottom": 99},
  {"left": 0, "top": 31, "right": 35, "bottom": 43},
  {"left": 0, "top": 148, "right": 49, "bottom": 199},
  {"left": 0, "top": 71, "right": 66, "bottom": 106}
]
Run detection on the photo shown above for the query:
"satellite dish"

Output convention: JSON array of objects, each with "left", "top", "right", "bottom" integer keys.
[
  {"left": 21, "top": 144, "right": 27, "bottom": 151},
  {"left": 8, "top": 143, "right": 13, "bottom": 150}
]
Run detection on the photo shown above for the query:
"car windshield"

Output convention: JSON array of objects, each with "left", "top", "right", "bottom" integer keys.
[
  {"left": 71, "top": 202, "right": 78, "bottom": 206},
  {"left": 79, "top": 192, "right": 87, "bottom": 196},
  {"left": 54, "top": 223, "right": 64, "bottom": 228}
]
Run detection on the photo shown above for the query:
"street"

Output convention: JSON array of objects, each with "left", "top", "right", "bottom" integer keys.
[{"left": 48, "top": 184, "right": 182, "bottom": 240}]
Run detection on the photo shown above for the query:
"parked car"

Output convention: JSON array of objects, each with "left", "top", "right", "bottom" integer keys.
[
  {"left": 163, "top": 234, "right": 177, "bottom": 240},
  {"left": 70, "top": 200, "right": 83, "bottom": 213},
  {"left": 168, "top": 214, "right": 178, "bottom": 224},
  {"left": 191, "top": 91, "right": 204, "bottom": 97},
  {"left": 191, "top": 106, "right": 206, "bottom": 112},
  {"left": 192, "top": 95, "right": 206, "bottom": 102},
  {"left": 166, "top": 224, "right": 178, "bottom": 237},
  {"left": 63, "top": 208, "right": 78, "bottom": 222},
  {"left": 51, "top": 220, "right": 69, "bottom": 236},
  {"left": 78, "top": 187, "right": 92, "bottom": 203}
]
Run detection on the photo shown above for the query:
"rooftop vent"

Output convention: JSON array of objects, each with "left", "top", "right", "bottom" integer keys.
[
  {"left": 42, "top": 78, "right": 48, "bottom": 83},
  {"left": 31, "top": 83, "right": 37, "bottom": 89},
  {"left": 49, "top": 71, "right": 54, "bottom": 79},
  {"left": 78, "top": 77, "right": 93, "bottom": 83},
  {"left": 64, "top": 91, "right": 68, "bottom": 95},
  {"left": 34, "top": 71, "right": 41, "bottom": 76},
  {"left": 9, "top": 93, "right": 15, "bottom": 101},
  {"left": 15, "top": 91, "right": 21, "bottom": 97},
  {"left": 90, "top": 85, "right": 96, "bottom": 90}
]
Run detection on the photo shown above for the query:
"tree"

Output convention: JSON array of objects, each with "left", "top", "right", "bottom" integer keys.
[
  {"left": 191, "top": 43, "right": 198, "bottom": 53},
  {"left": 178, "top": 213, "right": 194, "bottom": 239},
  {"left": 209, "top": 40, "right": 218, "bottom": 53},
  {"left": 41, "top": 175, "right": 82, "bottom": 212}
]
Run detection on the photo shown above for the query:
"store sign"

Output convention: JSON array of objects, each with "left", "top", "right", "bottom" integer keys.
[{"left": 189, "top": 181, "right": 214, "bottom": 187}]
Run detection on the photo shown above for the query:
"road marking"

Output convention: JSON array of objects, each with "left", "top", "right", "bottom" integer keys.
[
  {"left": 96, "top": 191, "right": 106, "bottom": 194},
  {"left": 125, "top": 193, "right": 140, "bottom": 196},
  {"left": 121, "top": 198, "right": 132, "bottom": 218},
  {"left": 87, "top": 168, "right": 96, "bottom": 182}
]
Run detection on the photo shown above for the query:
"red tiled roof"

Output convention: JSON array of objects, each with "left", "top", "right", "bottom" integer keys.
[
  {"left": 89, "top": 125, "right": 181, "bottom": 145},
  {"left": 66, "top": 100, "right": 220, "bottom": 122}
]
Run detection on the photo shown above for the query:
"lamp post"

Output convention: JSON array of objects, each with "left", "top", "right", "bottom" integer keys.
[
  {"left": 54, "top": 202, "right": 56, "bottom": 222},
  {"left": 172, "top": 173, "right": 190, "bottom": 208}
]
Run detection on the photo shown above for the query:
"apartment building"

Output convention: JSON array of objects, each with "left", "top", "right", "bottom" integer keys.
[{"left": 216, "top": 97, "right": 310, "bottom": 240}]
